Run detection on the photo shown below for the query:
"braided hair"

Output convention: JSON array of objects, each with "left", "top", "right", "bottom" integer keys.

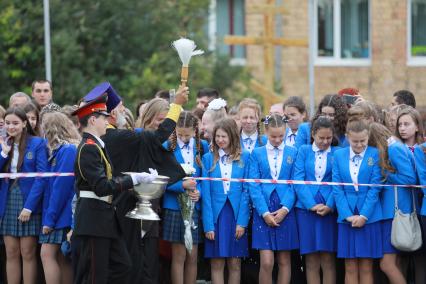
[{"left": 168, "top": 111, "right": 203, "bottom": 167}]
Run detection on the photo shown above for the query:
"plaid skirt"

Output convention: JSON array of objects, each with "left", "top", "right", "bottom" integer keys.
[
  {"left": 39, "top": 228, "right": 68, "bottom": 244},
  {"left": 0, "top": 183, "right": 41, "bottom": 237},
  {"left": 162, "top": 208, "right": 203, "bottom": 244}
]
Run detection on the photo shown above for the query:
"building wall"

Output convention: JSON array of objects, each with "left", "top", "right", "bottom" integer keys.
[{"left": 244, "top": 0, "right": 426, "bottom": 108}]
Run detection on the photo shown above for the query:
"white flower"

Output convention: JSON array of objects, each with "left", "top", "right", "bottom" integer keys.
[
  {"left": 207, "top": 98, "right": 227, "bottom": 111},
  {"left": 180, "top": 164, "right": 196, "bottom": 175}
]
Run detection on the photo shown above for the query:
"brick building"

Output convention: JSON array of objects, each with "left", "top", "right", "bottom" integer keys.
[{"left": 210, "top": 0, "right": 426, "bottom": 108}]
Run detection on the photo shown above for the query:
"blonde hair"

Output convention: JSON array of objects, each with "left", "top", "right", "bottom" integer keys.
[
  {"left": 41, "top": 112, "right": 81, "bottom": 152},
  {"left": 136, "top": 98, "right": 169, "bottom": 129}
]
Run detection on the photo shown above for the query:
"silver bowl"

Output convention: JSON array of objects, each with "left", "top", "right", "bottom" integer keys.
[{"left": 122, "top": 173, "right": 169, "bottom": 220}]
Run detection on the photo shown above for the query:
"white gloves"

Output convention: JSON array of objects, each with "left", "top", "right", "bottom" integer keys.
[{"left": 132, "top": 168, "right": 159, "bottom": 185}]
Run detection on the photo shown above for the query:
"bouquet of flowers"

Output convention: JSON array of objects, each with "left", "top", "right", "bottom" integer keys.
[{"left": 178, "top": 164, "right": 197, "bottom": 253}]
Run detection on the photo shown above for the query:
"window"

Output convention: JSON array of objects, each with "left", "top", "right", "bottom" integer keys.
[
  {"left": 209, "top": 0, "right": 246, "bottom": 64},
  {"left": 315, "top": 0, "right": 370, "bottom": 66},
  {"left": 408, "top": 0, "right": 426, "bottom": 65}
]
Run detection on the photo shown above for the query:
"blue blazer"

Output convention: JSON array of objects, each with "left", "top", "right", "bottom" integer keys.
[
  {"left": 42, "top": 144, "right": 76, "bottom": 229},
  {"left": 0, "top": 136, "right": 48, "bottom": 217},
  {"left": 294, "top": 122, "right": 310, "bottom": 149},
  {"left": 249, "top": 145, "right": 298, "bottom": 216},
  {"left": 294, "top": 145, "right": 338, "bottom": 210},
  {"left": 240, "top": 134, "right": 267, "bottom": 151},
  {"left": 381, "top": 142, "right": 418, "bottom": 219},
  {"left": 332, "top": 146, "right": 382, "bottom": 223},
  {"left": 414, "top": 143, "right": 426, "bottom": 215},
  {"left": 201, "top": 151, "right": 250, "bottom": 233},
  {"left": 162, "top": 139, "right": 209, "bottom": 211}
]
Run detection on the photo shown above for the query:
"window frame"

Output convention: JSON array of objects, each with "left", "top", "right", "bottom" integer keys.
[
  {"left": 208, "top": 0, "right": 247, "bottom": 66},
  {"left": 313, "top": 0, "right": 371, "bottom": 67},
  {"left": 407, "top": 0, "right": 426, "bottom": 66}
]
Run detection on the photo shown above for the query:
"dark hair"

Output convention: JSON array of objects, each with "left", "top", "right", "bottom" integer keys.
[
  {"left": 192, "top": 107, "right": 205, "bottom": 121},
  {"left": 31, "top": 79, "right": 52, "bottom": 92},
  {"left": 78, "top": 113, "right": 103, "bottom": 128},
  {"left": 312, "top": 94, "right": 348, "bottom": 137},
  {"left": 197, "top": 88, "right": 219, "bottom": 99},
  {"left": 210, "top": 118, "right": 242, "bottom": 171},
  {"left": 3, "top": 107, "right": 35, "bottom": 172},
  {"left": 168, "top": 111, "right": 203, "bottom": 167},
  {"left": 310, "top": 116, "right": 339, "bottom": 146},
  {"left": 262, "top": 114, "right": 287, "bottom": 129},
  {"left": 393, "top": 90, "right": 416, "bottom": 108},
  {"left": 154, "top": 90, "right": 170, "bottom": 100},
  {"left": 283, "top": 96, "right": 308, "bottom": 121},
  {"left": 23, "top": 103, "right": 40, "bottom": 136}
]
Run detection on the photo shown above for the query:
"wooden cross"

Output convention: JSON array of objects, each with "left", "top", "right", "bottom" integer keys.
[{"left": 224, "top": 0, "right": 307, "bottom": 112}]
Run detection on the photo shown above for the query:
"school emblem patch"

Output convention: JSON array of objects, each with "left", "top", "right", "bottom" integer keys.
[
  {"left": 286, "top": 156, "right": 293, "bottom": 164},
  {"left": 367, "top": 157, "right": 374, "bottom": 166},
  {"left": 26, "top": 151, "right": 33, "bottom": 160}
]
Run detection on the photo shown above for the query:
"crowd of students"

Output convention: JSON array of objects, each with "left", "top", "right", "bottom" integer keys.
[{"left": 0, "top": 81, "right": 424, "bottom": 284}]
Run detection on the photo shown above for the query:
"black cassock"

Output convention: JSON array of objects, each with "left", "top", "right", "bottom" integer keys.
[
  {"left": 101, "top": 118, "right": 185, "bottom": 284},
  {"left": 73, "top": 132, "right": 135, "bottom": 284}
]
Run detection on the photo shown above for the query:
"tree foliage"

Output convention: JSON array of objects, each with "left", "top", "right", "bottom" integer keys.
[{"left": 0, "top": 0, "right": 257, "bottom": 109}]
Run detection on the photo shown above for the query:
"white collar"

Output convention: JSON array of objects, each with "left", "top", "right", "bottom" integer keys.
[
  {"left": 286, "top": 128, "right": 297, "bottom": 137},
  {"left": 312, "top": 143, "right": 331, "bottom": 154},
  {"left": 218, "top": 148, "right": 228, "bottom": 158},
  {"left": 349, "top": 147, "right": 366, "bottom": 160},
  {"left": 92, "top": 134, "right": 105, "bottom": 148},
  {"left": 177, "top": 137, "right": 194, "bottom": 149},
  {"left": 266, "top": 141, "right": 285, "bottom": 151},
  {"left": 241, "top": 131, "right": 258, "bottom": 140}
]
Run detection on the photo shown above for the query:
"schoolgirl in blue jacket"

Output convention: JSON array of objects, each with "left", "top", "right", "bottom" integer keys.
[
  {"left": 249, "top": 114, "right": 298, "bottom": 284},
  {"left": 293, "top": 116, "right": 339, "bottom": 284},
  {"left": 0, "top": 107, "right": 48, "bottom": 283},
  {"left": 202, "top": 118, "right": 250, "bottom": 284}
]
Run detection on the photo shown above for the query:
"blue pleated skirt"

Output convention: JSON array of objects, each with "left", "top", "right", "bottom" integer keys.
[
  {"left": 252, "top": 190, "right": 299, "bottom": 251},
  {"left": 337, "top": 221, "right": 383, "bottom": 259},
  {"left": 0, "top": 183, "right": 40, "bottom": 237},
  {"left": 296, "top": 207, "right": 337, "bottom": 255},
  {"left": 39, "top": 228, "right": 68, "bottom": 244},
  {"left": 381, "top": 219, "right": 398, "bottom": 254},
  {"left": 162, "top": 208, "right": 203, "bottom": 244},
  {"left": 204, "top": 199, "right": 248, "bottom": 258}
]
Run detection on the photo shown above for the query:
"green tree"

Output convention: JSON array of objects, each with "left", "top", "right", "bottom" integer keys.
[{"left": 0, "top": 0, "right": 256, "bottom": 110}]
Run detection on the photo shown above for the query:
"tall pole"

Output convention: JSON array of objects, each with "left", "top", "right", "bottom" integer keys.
[
  {"left": 308, "top": 0, "right": 315, "bottom": 116},
  {"left": 43, "top": 0, "right": 52, "bottom": 81}
]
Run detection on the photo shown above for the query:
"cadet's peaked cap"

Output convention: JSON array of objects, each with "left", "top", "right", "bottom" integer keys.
[
  {"left": 83, "top": 82, "right": 122, "bottom": 112},
  {"left": 72, "top": 94, "right": 110, "bottom": 119}
]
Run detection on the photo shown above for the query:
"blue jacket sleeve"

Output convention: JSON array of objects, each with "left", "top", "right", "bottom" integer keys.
[
  {"left": 44, "top": 147, "right": 76, "bottom": 228},
  {"left": 294, "top": 123, "right": 310, "bottom": 149},
  {"left": 387, "top": 145, "right": 417, "bottom": 186},
  {"left": 236, "top": 155, "right": 250, "bottom": 227},
  {"left": 294, "top": 147, "right": 317, "bottom": 209},
  {"left": 359, "top": 154, "right": 382, "bottom": 220},
  {"left": 414, "top": 146, "right": 426, "bottom": 195},
  {"left": 24, "top": 140, "right": 49, "bottom": 212},
  {"left": 326, "top": 187, "right": 336, "bottom": 209},
  {"left": 201, "top": 155, "right": 214, "bottom": 233},
  {"left": 248, "top": 152, "right": 269, "bottom": 216},
  {"left": 332, "top": 156, "right": 353, "bottom": 220}
]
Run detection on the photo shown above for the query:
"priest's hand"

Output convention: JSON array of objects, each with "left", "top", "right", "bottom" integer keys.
[{"left": 174, "top": 86, "right": 189, "bottom": 106}]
